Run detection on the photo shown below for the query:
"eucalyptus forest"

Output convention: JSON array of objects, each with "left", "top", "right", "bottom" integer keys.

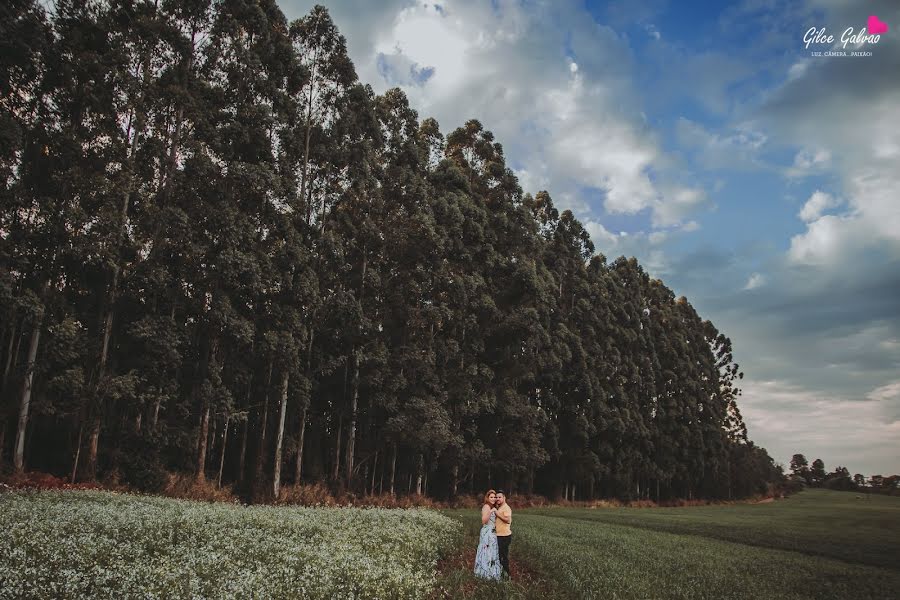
[{"left": 0, "top": 0, "right": 783, "bottom": 503}]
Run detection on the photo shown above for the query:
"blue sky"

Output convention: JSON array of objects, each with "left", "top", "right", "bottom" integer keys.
[{"left": 281, "top": 0, "right": 900, "bottom": 476}]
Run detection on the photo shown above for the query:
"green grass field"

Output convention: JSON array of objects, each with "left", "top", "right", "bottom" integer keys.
[
  {"left": 2, "top": 489, "right": 898, "bottom": 599},
  {"left": 447, "top": 490, "right": 900, "bottom": 599},
  {"left": 443, "top": 490, "right": 900, "bottom": 599}
]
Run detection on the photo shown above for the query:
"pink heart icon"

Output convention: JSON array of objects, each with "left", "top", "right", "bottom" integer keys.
[{"left": 868, "top": 15, "right": 889, "bottom": 35}]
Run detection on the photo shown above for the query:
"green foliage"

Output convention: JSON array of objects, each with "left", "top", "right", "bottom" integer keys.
[{"left": 115, "top": 432, "right": 169, "bottom": 493}]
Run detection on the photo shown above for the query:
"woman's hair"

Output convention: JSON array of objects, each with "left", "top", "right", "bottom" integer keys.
[{"left": 483, "top": 489, "right": 497, "bottom": 505}]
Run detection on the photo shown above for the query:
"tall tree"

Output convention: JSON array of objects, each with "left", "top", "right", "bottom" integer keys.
[
  {"left": 790, "top": 453, "right": 810, "bottom": 482},
  {"left": 811, "top": 458, "right": 826, "bottom": 486}
]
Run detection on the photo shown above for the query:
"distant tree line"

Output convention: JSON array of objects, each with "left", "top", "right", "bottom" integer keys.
[
  {"left": 789, "top": 454, "right": 898, "bottom": 494},
  {"left": 1, "top": 0, "right": 784, "bottom": 502}
]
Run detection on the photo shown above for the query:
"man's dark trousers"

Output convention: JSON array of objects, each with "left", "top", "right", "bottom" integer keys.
[{"left": 497, "top": 534, "right": 512, "bottom": 577}]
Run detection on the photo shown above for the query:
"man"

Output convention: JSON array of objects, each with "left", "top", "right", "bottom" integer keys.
[{"left": 494, "top": 490, "right": 512, "bottom": 578}]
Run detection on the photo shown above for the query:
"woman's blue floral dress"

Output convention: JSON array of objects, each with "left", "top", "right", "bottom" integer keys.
[{"left": 474, "top": 508, "right": 501, "bottom": 580}]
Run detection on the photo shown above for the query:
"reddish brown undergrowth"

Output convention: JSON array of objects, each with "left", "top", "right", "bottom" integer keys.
[
  {"left": 1, "top": 470, "right": 778, "bottom": 508},
  {"left": 0, "top": 471, "right": 102, "bottom": 492}
]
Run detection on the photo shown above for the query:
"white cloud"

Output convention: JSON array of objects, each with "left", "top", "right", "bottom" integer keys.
[
  {"left": 648, "top": 231, "right": 668, "bottom": 245},
  {"left": 798, "top": 190, "right": 840, "bottom": 222},
  {"left": 868, "top": 381, "right": 900, "bottom": 403},
  {"left": 372, "top": 3, "right": 471, "bottom": 101},
  {"left": 376, "top": 49, "right": 435, "bottom": 87},
  {"left": 294, "top": 0, "right": 708, "bottom": 233},
  {"left": 788, "top": 169, "right": 900, "bottom": 266},
  {"left": 788, "top": 214, "right": 854, "bottom": 265},
  {"left": 786, "top": 148, "right": 831, "bottom": 178},
  {"left": 744, "top": 272, "right": 765, "bottom": 290},
  {"left": 537, "top": 69, "right": 662, "bottom": 218},
  {"left": 652, "top": 185, "right": 709, "bottom": 228},
  {"left": 787, "top": 60, "right": 809, "bottom": 81},
  {"left": 770, "top": 48, "right": 900, "bottom": 268},
  {"left": 794, "top": 148, "right": 830, "bottom": 170},
  {"left": 675, "top": 117, "right": 768, "bottom": 170},
  {"left": 583, "top": 220, "right": 620, "bottom": 249},
  {"left": 514, "top": 167, "right": 550, "bottom": 198},
  {"left": 739, "top": 379, "right": 900, "bottom": 474}
]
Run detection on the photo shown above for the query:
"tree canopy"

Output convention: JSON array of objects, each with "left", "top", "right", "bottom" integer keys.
[{"left": 0, "top": 1, "right": 783, "bottom": 502}]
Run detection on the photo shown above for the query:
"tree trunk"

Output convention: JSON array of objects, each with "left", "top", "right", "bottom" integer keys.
[
  {"left": 217, "top": 416, "right": 230, "bottom": 488},
  {"left": 237, "top": 370, "right": 254, "bottom": 485},
  {"left": 370, "top": 450, "right": 378, "bottom": 495},
  {"left": 415, "top": 454, "right": 424, "bottom": 496},
  {"left": 195, "top": 336, "right": 219, "bottom": 482},
  {"left": 272, "top": 370, "right": 289, "bottom": 499},
  {"left": 151, "top": 395, "right": 162, "bottom": 430},
  {"left": 345, "top": 248, "right": 366, "bottom": 488},
  {"left": 2, "top": 318, "right": 18, "bottom": 392},
  {"left": 13, "top": 313, "right": 43, "bottom": 473},
  {"left": 253, "top": 359, "right": 274, "bottom": 490},
  {"left": 196, "top": 404, "right": 210, "bottom": 481},
  {"left": 451, "top": 464, "right": 459, "bottom": 498},
  {"left": 295, "top": 406, "right": 306, "bottom": 484},
  {"left": 86, "top": 48, "right": 153, "bottom": 479},
  {"left": 332, "top": 416, "right": 342, "bottom": 481},
  {"left": 85, "top": 412, "right": 102, "bottom": 480},
  {"left": 70, "top": 423, "right": 83, "bottom": 483},
  {"left": 301, "top": 41, "right": 320, "bottom": 225},
  {"left": 160, "top": 29, "right": 197, "bottom": 199},
  {"left": 238, "top": 420, "right": 248, "bottom": 485},
  {"left": 345, "top": 348, "right": 360, "bottom": 486},
  {"left": 208, "top": 416, "right": 218, "bottom": 471},
  {"left": 389, "top": 443, "right": 397, "bottom": 496}
]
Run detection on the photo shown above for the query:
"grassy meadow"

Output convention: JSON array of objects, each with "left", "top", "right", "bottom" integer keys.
[
  {"left": 1, "top": 489, "right": 898, "bottom": 599},
  {"left": 442, "top": 489, "right": 900, "bottom": 599}
]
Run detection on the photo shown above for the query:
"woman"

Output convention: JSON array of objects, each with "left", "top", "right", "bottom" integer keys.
[{"left": 473, "top": 489, "right": 502, "bottom": 580}]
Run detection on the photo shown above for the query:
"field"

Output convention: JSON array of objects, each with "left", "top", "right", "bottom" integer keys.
[
  {"left": 0, "top": 490, "right": 459, "bottom": 599},
  {"left": 2, "top": 489, "right": 899, "bottom": 599},
  {"left": 444, "top": 489, "right": 900, "bottom": 599}
]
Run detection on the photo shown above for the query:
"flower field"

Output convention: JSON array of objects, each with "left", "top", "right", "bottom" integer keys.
[{"left": 0, "top": 490, "right": 460, "bottom": 599}]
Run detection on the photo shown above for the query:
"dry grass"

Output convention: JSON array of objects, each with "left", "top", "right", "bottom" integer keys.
[
  {"left": 2, "top": 470, "right": 780, "bottom": 509},
  {"left": 0, "top": 471, "right": 102, "bottom": 492},
  {"left": 162, "top": 473, "right": 239, "bottom": 503}
]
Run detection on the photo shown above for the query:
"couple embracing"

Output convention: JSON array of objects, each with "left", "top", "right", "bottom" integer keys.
[{"left": 473, "top": 489, "right": 512, "bottom": 580}]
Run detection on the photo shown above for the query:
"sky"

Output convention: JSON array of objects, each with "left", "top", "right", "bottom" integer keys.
[{"left": 280, "top": 0, "right": 900, "bottom": 476}]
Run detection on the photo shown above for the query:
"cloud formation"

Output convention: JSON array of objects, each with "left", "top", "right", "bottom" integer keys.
[{"left": 286, "top": 0, "right": 710, "bottom": 231}]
